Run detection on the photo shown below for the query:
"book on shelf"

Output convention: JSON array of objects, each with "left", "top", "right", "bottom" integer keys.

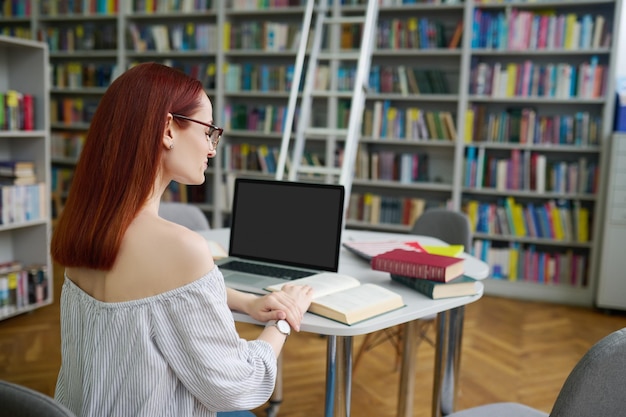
[
  {"left": 0, "top": 160, "right": 35, "bottom": 176},
  {"left": 343, "top": 240, "right": 426, "bottom": 262},
  {"left": 448, "top": 21, "right": 463, "bottom": 49},
  {"left": 0, "top": 160, "right": 37, "bottom": 185},
  {"left": 265, "top": 272, "right": 405, "bottom": 326},
  {"left": 0, "top": 175, "right": 37, "bottom": 186},
  {"left": 0, "top": 262, "right": 49, "bottom": 316},
  {"left": 371, "top": 249, "right": 465, "bottom": 283},
  {"left": 1, "top": 90, "right": 34, "bottom": 131},
  {"left": 390, "top": 273, "right": 480, "bottom": 300}
]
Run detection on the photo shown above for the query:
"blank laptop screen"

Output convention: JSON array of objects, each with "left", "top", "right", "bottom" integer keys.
[{"left": 228, "top": 178, "right": 345, "bottom": 272}]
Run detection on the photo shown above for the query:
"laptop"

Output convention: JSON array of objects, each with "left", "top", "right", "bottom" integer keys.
[{"left": 216, "top": 178, "right": 346, "bottom": 294}]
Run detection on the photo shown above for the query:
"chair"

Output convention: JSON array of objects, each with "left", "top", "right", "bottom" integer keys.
[
  {"left": 159, "top": 201, "right": 210, "bottom": 231},
  {"left": 410, "top": 208, "right": 472, "bottom": 250},
  {"left": 445, "top": 326, "right": 626, "bottom": 417},
  {"left": 354, "top": 208, "right": 472, "bottom": 371},
  {"left": 0, "top": 379, "right": 77, "bottom": 417}
]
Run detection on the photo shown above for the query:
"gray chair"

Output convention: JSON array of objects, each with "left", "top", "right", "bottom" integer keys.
[
  {"left": 159, "top": 201, "right": 210, "bottom": 231},
  {"left": 0, "top": 380, "right": 77, "bottom": 417},
  {"left": 0, "top": 379, "right": 254, "bottom": 417},
  {"left": 446, "top": 326, "right": 626, "bottom": 417},
  {"left": 411, "top": 208, "right": 472, "bottom": 250},
  {"left": 354, "top": 208, "right": 472, "bottom": 371}
]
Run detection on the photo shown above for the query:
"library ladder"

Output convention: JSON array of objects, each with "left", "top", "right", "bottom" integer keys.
[
  {"left": 271, "top": 2, "right": 380, "bottom": 417},
  {"left": 275, "top": 0, "right": 379, "bottom": 218}
]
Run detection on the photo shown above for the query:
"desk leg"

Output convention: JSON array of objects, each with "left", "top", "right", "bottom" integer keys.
[
  {"left": 397, "top": 320, "right": 419, "bottom": 417},
  {"left": 325, "top": 335, "right": 353, "bottom": 417},
  {"left": 432, "top": 306, "right": 465, "bottom": 417},
  {"left": 325, "top": 336, "right": 337, "bottom": 417}
]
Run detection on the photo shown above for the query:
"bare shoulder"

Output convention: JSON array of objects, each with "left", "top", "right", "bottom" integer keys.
[
  {"left": 115, "top": 215, "right": 216, "bottom": 290},
  {"left": 167, "top": 225, "right": 214, "bottom": 266}
]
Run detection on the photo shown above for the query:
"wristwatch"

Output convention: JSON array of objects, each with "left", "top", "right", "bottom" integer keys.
[{"left": 266, "top": 319, "right": 291, "bottom": 336}]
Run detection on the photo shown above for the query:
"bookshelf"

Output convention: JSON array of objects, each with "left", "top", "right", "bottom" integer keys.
[
  {"left": 0, "top": 2, "right": 32, "bottom": 40},
  {"left": 125, "top": 1, "right": 221, "bottom": 222},
  {"left": 218, "top": 3, "right": 306, "bottom": 226},
  {"left": 0, "top": 35, "right": 52, "bottom": 321},
  {"left": 347, "top": 1, "right": 467, "bottom": 231},
  {"left": 462, "top": 0, "right": 621, "bottom": 306},
  {"left": 40, "top": 9, "right": 119, "bottom": 220},
  {"left": 1, "top": 0, "right": 623, "bottom": 306}
]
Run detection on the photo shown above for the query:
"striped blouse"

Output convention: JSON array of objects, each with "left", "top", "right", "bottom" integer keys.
[{"left": 54, "top": 267, "right": 276, "bottom": 417}]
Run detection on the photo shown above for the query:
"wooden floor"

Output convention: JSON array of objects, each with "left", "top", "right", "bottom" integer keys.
[{"left": 1, "top": 265, "right": 626, "bottom": 417}]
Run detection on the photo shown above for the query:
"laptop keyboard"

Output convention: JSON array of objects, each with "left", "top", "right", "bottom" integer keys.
[{"left": 220, "top": 260, "right": 313, "bottom": 280}]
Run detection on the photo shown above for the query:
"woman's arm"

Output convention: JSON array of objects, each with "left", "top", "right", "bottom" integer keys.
[{"left": 226, "top": 286, "right": 313, "bottom": 356}]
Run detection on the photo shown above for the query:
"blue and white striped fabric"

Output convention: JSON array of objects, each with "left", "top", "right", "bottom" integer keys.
[{"left": 55, "top": 267, "right": 276, "bottom": 417}]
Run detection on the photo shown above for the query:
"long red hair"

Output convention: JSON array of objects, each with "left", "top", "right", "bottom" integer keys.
[{"left": 51, "top": 62, "right": 205, "bottom": 270}]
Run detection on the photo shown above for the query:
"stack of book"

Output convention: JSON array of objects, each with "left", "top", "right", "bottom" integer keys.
[
  {"left": 371, "top": 248, "right": 480, "bottom": 300},
  {"left": 0, "top": 160, "right": 36, "bottom": 185}
]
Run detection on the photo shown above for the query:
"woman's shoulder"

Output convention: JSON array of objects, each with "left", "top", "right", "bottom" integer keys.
[{"left": 116, "top": 215, "right": 216, "bottom": 288}]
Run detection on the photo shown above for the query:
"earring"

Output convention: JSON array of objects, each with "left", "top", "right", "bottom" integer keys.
[{"left": 169, "top": 142, "right": 174, "bottom": 149}]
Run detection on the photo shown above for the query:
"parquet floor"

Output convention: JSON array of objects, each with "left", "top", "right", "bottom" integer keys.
[{"left": 1, "top": 265, "right": 626, "bottom": 417}]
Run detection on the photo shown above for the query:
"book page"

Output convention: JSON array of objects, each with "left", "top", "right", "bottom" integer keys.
[
  {"left": 343, "top": 240, "right": 426, "bottom": 260},
  {"left": 207, "top": 240, "right": 228, "bottom": 260},
  {"left": 265, "top": 272, "right": 361, "bottom": 298}
]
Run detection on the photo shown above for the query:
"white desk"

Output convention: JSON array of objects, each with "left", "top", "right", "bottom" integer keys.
[{"left": 200, "top": 229, "right": 489, "bottom": 417}]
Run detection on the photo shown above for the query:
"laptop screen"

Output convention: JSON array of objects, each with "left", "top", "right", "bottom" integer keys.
[{"left": 228, "top": 178, "right": 345, "bottom": 272}]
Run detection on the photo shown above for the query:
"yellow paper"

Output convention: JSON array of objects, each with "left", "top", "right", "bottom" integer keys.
[{"left": 422, "top": 245, "right": 464, "bottom": 257}]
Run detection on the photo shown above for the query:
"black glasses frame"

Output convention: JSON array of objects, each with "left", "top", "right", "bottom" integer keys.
[{"left": 171, "top": 113, "right": 223, "bottom": 148}]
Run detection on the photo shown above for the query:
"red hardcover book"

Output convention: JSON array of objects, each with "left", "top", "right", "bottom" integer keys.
[
  {"left": 371, "top": 249, "right": 464, "bottom": 282},
  {"left": 22, "top": 94, "right": 34, "bottom": 130}
]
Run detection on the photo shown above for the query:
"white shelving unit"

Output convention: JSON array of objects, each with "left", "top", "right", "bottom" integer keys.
[
  {"left": 0, "top": 35, "right": 52, "bottom": 321},
  {"left": 596, "top": 133, "right": 626, "bottom": 310},
  {"left": 463, "top": 0, "right": 621, "bottom": 306}
]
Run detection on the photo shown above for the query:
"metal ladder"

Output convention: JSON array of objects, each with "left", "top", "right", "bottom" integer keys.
[
  {"left": 275, "top": 0, "right": 379, "bottom": 219},
  {"left": 269, "top": 2, "right": 379, "bottom": 417}
]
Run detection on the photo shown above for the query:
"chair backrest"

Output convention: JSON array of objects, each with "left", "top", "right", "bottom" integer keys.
[
  {"left": 549, "top": 327, "right": 626, "bottom": 417},
  {"left": 159, "top": 202, "right": 210, "bottom": 231},
  {"left": 0, "top": 380, "right": 76, "bottom": 417},
  {"left": 411, "top": 208, "right": 472, "bottom": 248}
]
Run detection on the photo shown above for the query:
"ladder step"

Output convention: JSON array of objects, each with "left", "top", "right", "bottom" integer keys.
[
  {"left": 297, "top": 166, "right": 342, "bottom": 175},
  {"left": 324, "top": 16, "right": 367, "bottom": 25},
  {"left": 305, "top": 127, "right": 349, "bottom": 136},
  {"left": 318, "top": 52, "right": 361, "bottom": 61},
  {"left": 311, "top": 91, "right": 353, "bottom": 98}
]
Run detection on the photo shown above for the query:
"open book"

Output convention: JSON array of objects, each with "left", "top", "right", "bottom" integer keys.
[
  {"left": 343, "top": 240, "right": 426, "bottom": 261},
  {"left": 207, "top": 240, "right": 228, "bottom": 260},
  {"left": 265, "top": 272, "right": 404, "bottom": 325}
]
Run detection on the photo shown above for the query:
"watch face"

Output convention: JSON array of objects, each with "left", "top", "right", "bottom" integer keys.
[{"left": 277, "top": 319, "right": 291, "bottom": 335}]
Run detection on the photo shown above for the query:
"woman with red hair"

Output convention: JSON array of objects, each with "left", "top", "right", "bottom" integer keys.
[{"left": 51, "top": 62, "right": 313, "bottom": 417}]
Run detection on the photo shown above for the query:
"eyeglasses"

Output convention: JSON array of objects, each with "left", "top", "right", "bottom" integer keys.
[{"left": 171, "top": 113, "right": 223, "bottom": 149}]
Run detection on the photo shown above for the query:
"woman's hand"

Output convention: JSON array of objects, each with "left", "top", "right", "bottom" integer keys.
[{"left": 247, "top": 284, "right": 314, "bottom": 331}]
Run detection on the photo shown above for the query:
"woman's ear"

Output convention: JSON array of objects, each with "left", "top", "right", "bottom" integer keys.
[
  {"left": 163, "top": 114, "right": 175, "bottom": 150},
  {"left": 162, "top": 134, "right": 174, "bottom": 150}
]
